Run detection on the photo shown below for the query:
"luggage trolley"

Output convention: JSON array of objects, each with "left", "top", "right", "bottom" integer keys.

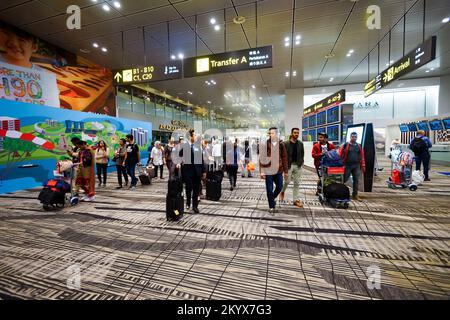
[
  {"left": 386, "top": 149, "right": 418, "bottom": 191},
  {"left": 318, "top": 164, "right": 351, "bottom": 209}
]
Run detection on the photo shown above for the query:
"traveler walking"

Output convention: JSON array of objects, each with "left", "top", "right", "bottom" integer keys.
[
  {"left": 150, "top": 141, "right": 165, "bottom": 179},
  {"left": 124, "top": 134, "right": 140, "bottom": 189},
  {"left": 114, "top": 138, "right": 128, "bottom": 189},
  {"left": 409, "top": 130, "right": 432, "bottom": 181},
  {"left": 74, "top": 140, "right": 95, "bottom": 201},
  {"left": 339, "top": 132, "right": 366, "bottom": 200},
  {"left": 312, "top": 132, "right": 335, "bottom": 195},
  {"left": 95, "top": 140, "right": 109, "bottom": 188}
]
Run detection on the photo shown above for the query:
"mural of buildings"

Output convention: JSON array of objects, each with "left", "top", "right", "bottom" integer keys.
[
  {"left": 131, "top": 127, "right": 149, "bottom": 146},
  {"left": 45, "top": 119, "right": 58, "bottom": 127},
  {"left": 65, "top": 120, "right": 85, "bottom": 133}
]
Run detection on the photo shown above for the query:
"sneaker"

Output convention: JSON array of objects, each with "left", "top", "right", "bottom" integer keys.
[
  {"left": 130, "top": 185, "right": 136, "bottom": 190},
  {"left": 279, "top": 191, "right": 285, "bottom": 202},
  {"left": 84, "top": 196, "right": 95, "bottom": 202},
  {"left": 294, "top": 200, "right": 303, "bottom": 208},
  {"left": 116, "top": 186, "right": 123, "bottom": 189},
  {"left": 268, "top": 208, "right": 275, "bottom": 215},
  {"left": 241, "top": 174, "right": 245, "bottom": 178},
  {"left": 193, "top": 207, "right": 200, "bottom": 214},
  {"left": 80, "top": 196, "right": 89, "bottom": 202},
  {"left": 186, "top": 205, "right": 191, "bottom": 212},
  {"left": 230, "top": 186, "right": 234, "bottom": 191},
  {"left": 102, "top": 184, "right": 107, "bottom": 188}
]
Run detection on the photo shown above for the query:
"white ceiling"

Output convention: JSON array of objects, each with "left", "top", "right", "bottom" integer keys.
[{"left": 1, "top": 0, "right": 449, "bottom": 127}]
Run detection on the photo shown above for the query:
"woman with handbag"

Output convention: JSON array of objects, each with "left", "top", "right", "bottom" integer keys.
[
  {"left": 114, "top": 138, "right": 128, "bottom": 189},
  {"left": 150, "top": 141, "right": 165, "bottom": 179}
]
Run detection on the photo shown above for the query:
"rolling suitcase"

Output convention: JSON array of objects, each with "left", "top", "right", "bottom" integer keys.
[
  {"left": 137, "top": 164, "right": 151, "bottom": 185},
  {"left": 206, "top": 171, "right": 223, "bottom": 201},
  {"left": 166, "top": 169, "right": 184, "bottom": 221}
]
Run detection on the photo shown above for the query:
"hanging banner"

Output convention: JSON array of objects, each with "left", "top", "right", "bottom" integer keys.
[
  {"left": 0, "top": 61, "right": 59, "bottom": 107},
  {"left": 183, "top": 46, "right": 273, "bottom": 78},
  {"left": 303, "top": 89, "right": 346, "bottom": 116},
  {"left": 364, "top": 36, "right": 437, "bottom": 97}
]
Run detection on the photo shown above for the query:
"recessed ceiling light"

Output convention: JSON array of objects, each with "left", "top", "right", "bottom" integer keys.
[
  {"left": 211, "top": 80, "right": 216, "bottom": 85},
  {"left": 284, "top": 37, "right": 289, "bottom": 42},
  {"left": 93, "top": 42, "right": 99, "bottom": 48},
  {"left": 385, "top": 63, "right": 390, "bottom": 67},
  {"left": 259, "top": 97, "right": 262, "bottom": 100},
  {"left": 102, "top": 4, "right": 110, "bottom": 11},
  {"left": 101, "top": 47, "right": 107, "bottom": 52},
  {"left": 284, "top": 42, "right": 289, "bottom": 47},
  {"left": 425, "top": 70, "right": 430, "bottom": 73},
  {"left": 285, "top": 71, "right": 289, "bottom": 77},
  {"left": 295, "top": 40, "right": 300, "bottom": 45},
  {"left": 124, "top": 89, "right": 129, "bottom": 93},
  {"left": 230, "top": 112, "right": 232, "bottom": 115},
  {"left": 220, "top": 107, "right": 223, "bottom": 110},
  {"left": 188, "top": 91, "right": 193, "bottom": 95},
  {"left": 329, "top": 77, "right": 334, "bottom": 82},
  {"left": 442, "top": 17, "right": 449, "bottom": 23},
  {"left": 171, "top": 55, "right": 176, "bottom": 60},
  {"left": 390, "top": 60, "right": 394, "bottom": 64},
  {"left": 113, "top": 1, "right": 121, "bottom": 8},
  {"left": 346, "top": 53, "right": 351, "bottom": 57},
  {"left": 207, "top": 101, "right": 211, "bottom": 104},
  {"left": 210, "top": 18, "right": 216, "bottom": 24},
  {"left": 251, "top": 84, "right": 256, "bottom": 89},
  {"left": 214, "top": 25, "right": 220, "bottom": 31},
  {"left": 178, "top": 53, "right": 184, "bottom": 59},
  {"left": 295, "top": 35, "right": 301, "bottom": 40},
  {"left": 349, "top": 49, "right": 354, "bottom": 54},
  {"left": 430, "top": 67, "right": 434, "bottom": 71}
]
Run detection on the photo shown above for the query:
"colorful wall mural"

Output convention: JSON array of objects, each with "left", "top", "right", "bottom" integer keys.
[
  {"left": 0, "top": 99, "right": 152, "bottom": 194},
  {"left": 0, "top": 20, "right": 115, "bottom": 115}
]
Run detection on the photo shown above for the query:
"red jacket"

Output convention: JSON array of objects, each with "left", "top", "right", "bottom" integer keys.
[
  {"left": 338, "top": 142, "right": 366, "bottom": 168},
  {"left": 312, "top": 142, "right": 335, "bottom": 169}
]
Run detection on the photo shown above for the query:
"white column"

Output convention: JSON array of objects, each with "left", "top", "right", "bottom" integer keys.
[{"left": 284, "top": 88, "right": 304, "bottom": 140}]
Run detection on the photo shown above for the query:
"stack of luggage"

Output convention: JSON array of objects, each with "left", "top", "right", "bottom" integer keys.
[
  {"left": 137, "top": 163, "right": 152, "bottom": 185},
  {"left": 38, "top": 179, "right": 71, "bottom": 210}
]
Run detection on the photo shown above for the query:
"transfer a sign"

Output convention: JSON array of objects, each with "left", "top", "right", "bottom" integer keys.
[
  {"left": 113, "top": 61, "right": 181, "bottom": 85},
  {"left": 303, "top": 89, "right": 346, "bottom": 116},
  {"left": 364, "top": 36, "right": 436, "bottom": 97},
  {"left": 183, "top": 46, "right": 273, "bottom": 78}
]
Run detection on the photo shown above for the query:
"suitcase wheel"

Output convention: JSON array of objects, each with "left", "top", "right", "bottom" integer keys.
[{"left": 409, "top": 185, "right": 417, "bottom": 191}]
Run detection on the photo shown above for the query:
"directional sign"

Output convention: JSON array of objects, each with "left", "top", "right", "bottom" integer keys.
[
  {"left": 183, "top": 46, "right": 273, "bottom": 78},
  {"left": 303, "top": 89, "right": 346, "bottom": 116},
  {"left": 112, "top": 61, "right": 182, "bottom": 85},
  {"left": 364, "top": 36, "right": 436, "bottom": 97}
]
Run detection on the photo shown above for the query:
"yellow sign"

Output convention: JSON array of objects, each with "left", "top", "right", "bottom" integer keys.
[{"left": 196, "top": 58, "right": 210, "bottom": 73}]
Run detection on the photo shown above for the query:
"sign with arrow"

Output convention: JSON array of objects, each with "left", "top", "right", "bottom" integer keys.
[
  {"left": 364, "top": 36, "right": 436, "bottom": 97},
  {"left": 112, "top": 61, "right": 182, "bottom": 85}
]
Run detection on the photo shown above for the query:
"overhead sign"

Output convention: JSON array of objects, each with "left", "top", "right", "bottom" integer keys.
[
  {"left": 158, "top": 120, "right": 191, "bottom": 132},
  {"left": 112, "top": 61, "right": 182, "bottom": 85},
  {"left": 364, "top": 36, "right": 437, "bottom": 97},
  {"left": 303, "top": 89, "right": 346, "bottom": 116},
  {"left": 183, "top": 46, "right": 273, "bottom": 78}
]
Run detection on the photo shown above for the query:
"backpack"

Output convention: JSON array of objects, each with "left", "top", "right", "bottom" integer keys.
[
  {"left": 321, "top": 149, "right": 343, "bottom": 167},
  {"left": 81, "top": 150, "right": 92, "bottom": 167},
  {"left": 411, "top": 137, "right": 427, "bottom": 155}
]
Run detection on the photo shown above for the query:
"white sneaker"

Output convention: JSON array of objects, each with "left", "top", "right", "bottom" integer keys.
[{"left": 83, "top": 196, "right": 95, "bottom": 202}]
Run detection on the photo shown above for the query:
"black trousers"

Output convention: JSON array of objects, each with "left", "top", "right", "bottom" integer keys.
[
  {"left": 415, "top": 153, "right": 430, "bottom": 179},
  {"left": 154, "top": 164, "right": 164, "bottom": 178},
  {"left": 184, "top": 174, "right": 201, "bottom": 209},
  {"left": 116, "top": 165, "right": 128, "bottom": 186},
  {"left": 227, "top": 165, "right": 238, "bottom": 187},
  {"left": 96, "top": 163, "right": 108, "bottom": 184}
]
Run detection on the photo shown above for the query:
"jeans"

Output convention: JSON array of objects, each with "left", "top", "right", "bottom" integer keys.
[
  {"left": 116, "top": 165, "right": 128, "bottom": 186},
  {"left": 265, "top": 173, "right": 283, "bottom": 209},
  {"left": 415, "top": 152, "right": 430, "bottom": 179},
  {"left": 282, "top": 164, "right": 301, "bottom": 201},
  {"left": 344, "top": 163, "right": 361, "bottom": 196},
  {"left": 154, "top": 164, "right": 164, "bottom": 178},
  {"left": 96, "top": 163, "right": 107, "bottom": 184},
  {"left": 126, "top": 160, "right": 138, "bottom": 186}
]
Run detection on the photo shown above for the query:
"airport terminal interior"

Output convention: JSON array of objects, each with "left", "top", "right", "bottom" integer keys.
[{"left": 0, "top": 0, "right": 449, "bottom": 301}]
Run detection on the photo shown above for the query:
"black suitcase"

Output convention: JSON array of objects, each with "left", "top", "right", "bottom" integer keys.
[
  {"left": 206, "top": 178, "right": 222, "bottom": 201},
  {"left": 166, "top": 192, "right": 184, "bottom": 221},
  {"left": 137, "top": 164, "right": 151, "bottom": 185},
  {"left": 38, "top": 188, "right": 65, "bottom": 210},
  {"left": 323, "top": 183, "right": 350, "bottom": 200}
]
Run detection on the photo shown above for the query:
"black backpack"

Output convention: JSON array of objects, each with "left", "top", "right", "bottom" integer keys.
[{"left": 411, "top": 137, "right": 427, "bottom": 155}]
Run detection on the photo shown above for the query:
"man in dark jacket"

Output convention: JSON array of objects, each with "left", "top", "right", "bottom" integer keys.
[
  {"left": 259, "top": 127, "right": 289, "bottom": 214},
  {"left": 339, "top": 132, "right": 366, "bottom": 200},
  {"left": 280, "top": 128, "right": 304, "bottom": 208},
  {"left": 409, "top": 130, "right": 432, "bottom": 181},
  {"left": 176, "top": 129, "right": 206, "bottom": 214}
]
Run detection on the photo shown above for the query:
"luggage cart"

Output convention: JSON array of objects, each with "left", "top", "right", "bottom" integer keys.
[
  {"left": 318, "top": 165, "right": 351, "bottom": 209},
  {"left": 44, "top": 161, "right": 80, "bottom": 210},
  {"left": 386, "top": 150, "right": 417, "bottom": 191}
]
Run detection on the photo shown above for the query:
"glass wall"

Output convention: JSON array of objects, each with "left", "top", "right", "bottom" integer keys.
[{"left": 117, "top": 85, "right": 234, "bottom": 131}]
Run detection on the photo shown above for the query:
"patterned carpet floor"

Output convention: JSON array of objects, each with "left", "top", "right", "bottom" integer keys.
[{"left": 0, "top": 157, "right": 449, "bottom": 300}]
